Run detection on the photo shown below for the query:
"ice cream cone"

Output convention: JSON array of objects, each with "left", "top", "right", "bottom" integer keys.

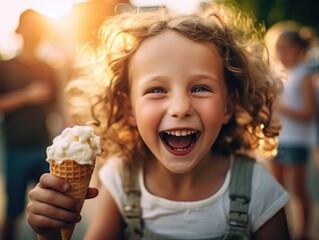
[
  {"left": 46, "top": 125, "right": 101, "bottom": 240},
  {"left": 49, "top": 160, "right": 95, "bottom": 240}
]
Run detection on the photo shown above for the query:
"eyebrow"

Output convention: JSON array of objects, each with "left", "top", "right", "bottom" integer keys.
[{"left": 137, "top": 72, "right": 223, "bottom": 82}]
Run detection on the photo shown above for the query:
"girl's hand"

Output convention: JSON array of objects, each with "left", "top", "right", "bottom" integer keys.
[{"left": 27, "top": 173, "right": 98, "bottom": 239}]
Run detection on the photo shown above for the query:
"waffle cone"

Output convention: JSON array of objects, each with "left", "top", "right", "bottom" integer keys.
[{"left": 49, "top": 160, "right": 95, "bottom": 240}]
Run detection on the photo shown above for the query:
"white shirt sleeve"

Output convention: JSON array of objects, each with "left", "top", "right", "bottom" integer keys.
[
  {"left": 98, "top": 157, "right": 127, "bottom": 217},
  {"left": 249, "top": 162, "right": 290, "bottom": 232}
]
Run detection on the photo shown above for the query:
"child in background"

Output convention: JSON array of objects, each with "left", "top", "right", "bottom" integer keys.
[
  {"left": 27, "top": 2, "right": 291, "bottom": 239},
  {"left": 270, "top": 30, "right": 316, "bottom": 240}
]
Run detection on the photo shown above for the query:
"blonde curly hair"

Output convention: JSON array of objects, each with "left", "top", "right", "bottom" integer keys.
[{"left": 66, "top": 1, "right": 282, "bottom": 163}]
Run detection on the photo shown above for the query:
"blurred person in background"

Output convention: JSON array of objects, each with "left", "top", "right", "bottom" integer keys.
[
  {"left": 0, "top": 9, "right": 60, "bottom": 240},
  {"left": 306, "top": 39, "right": 319, "bottom": 239},
  {"left": 270, "top": 29, "right": 316, "bottom": 240}
]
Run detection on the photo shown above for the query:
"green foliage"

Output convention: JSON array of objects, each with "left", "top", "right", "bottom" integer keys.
[{"left": 235, "top": 0, "right": 319, "bottom": 32}]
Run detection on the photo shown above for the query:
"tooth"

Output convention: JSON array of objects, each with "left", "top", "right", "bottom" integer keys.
[{"left": 164, "top": 130, "right": 196, "bottom": 136}]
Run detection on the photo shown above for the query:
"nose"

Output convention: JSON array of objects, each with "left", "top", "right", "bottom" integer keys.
[{"left": 167, "top": 93, "right": 193, "bottom": 119}]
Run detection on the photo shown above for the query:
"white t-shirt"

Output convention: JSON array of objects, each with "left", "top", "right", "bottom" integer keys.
[
  {"left": 99, "top": 156, "right": 289, "bottom": 239},
  {"left": 277, "top": 63, "right": 316, "bottom": 146}
]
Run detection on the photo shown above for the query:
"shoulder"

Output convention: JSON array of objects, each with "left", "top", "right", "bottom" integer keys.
[
  {"left": 251, "top": 162, "right": 288, "bottom": 200},
  {"left": 99, "top": 156, "right": 124, "bottom": 187},
  {"left": 249, "top": 162, "right": 290, "bottom": 232},
  {"left": 98, "top": 156, "right": 129, "bottom": 216}
]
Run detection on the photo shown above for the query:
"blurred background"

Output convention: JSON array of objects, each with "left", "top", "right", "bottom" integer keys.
[
  {"left": 0, "top": 0, "right": 318, "bottom": 60},
  {"left": 0, "top": 0, "right": 318, "bottom": 239}
]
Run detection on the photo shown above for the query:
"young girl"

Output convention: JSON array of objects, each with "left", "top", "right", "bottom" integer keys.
[
  {"left": 270, "top": 30, "right": 316, "bottom": 239},
  {"left": 27, "top": 2, "right": 291, "bottom": 239}
]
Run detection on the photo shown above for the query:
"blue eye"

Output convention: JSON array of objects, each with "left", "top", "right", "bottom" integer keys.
[
  {"left": 192, "top": 86, "right": 211, "bottom": 93},
  {"left": 147, "top": 87, "right": 166, "bottom": 94}
]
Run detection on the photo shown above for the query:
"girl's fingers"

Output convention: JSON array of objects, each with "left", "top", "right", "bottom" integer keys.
[
  {"left": 29, "top": 174, "right": 81, "bottom": 213},
  {"left": 38, "top": 174, "right": 99, "bottom": 200},
  {"left": 27, "top": 200, "right": 81, "bottom": 224},
  {"left": 27, "top": 172, "right": 90, "bottom": 237},
  {"left": 38, "top": 173, "right": 70, "bottom": 193},
  {"left": 29, "top": 187, "right": 80, "bottom": 212},
  {"left": 86, "top": 187, "right": 99, "bottom": 199},
  {"left": 27, "top": 209, "right": 77, "bottom": 229}
]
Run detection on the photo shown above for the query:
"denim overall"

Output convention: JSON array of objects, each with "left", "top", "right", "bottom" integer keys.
[{"left": 122, "top": 154, "right": 254, "bottom": 240}]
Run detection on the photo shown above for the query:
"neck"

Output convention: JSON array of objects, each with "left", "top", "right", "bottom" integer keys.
[{"left": 144, "top": 153, "right": 231, "bottom": 201}]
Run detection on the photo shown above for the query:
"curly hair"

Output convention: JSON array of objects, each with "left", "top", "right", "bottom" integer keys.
[{"left": 66, "top": 1, "right": 282, "bottom": 163}]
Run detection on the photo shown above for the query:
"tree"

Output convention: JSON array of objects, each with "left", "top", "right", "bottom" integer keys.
[{"left": 236, "top": 0, "right": 319, "bottom": 32}]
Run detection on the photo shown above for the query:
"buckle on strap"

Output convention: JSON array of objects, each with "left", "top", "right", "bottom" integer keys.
[
  {"left": 228, "top": 210, "right": 249, "bottom": 228},
  {"left": 228, "top": 195, "right": 250, "bottom": 228},
  {"left": 124, "top": 189, "right": 141, "bottom": 219},
  {"left": 229, "top": 194, "right": 250, "bottom": 204},
  {"left": 124, "top": 204, "right": 142, "bottom": 218}
]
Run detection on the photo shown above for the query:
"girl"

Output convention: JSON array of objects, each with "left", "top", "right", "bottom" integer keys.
[
  {"left": 270, "top": 30, "right": 316, "bottom": 239},
  {"left": 27, "top": 2, "right": 290, "bottom": 239}
]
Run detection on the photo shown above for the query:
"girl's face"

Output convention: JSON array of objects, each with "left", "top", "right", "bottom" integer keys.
[
  {"left": 126, "top": 31, "right": 233, "bottom": 174},
  {"left": 276, "top": 35, "right": 302, "bottom": 69}
]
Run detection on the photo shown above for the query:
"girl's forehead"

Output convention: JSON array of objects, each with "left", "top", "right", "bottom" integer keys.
[
  {"left": 128, "top": 30, "right": 224, "bottom": 85},
  {"left": 133, "top": 30, "right": 221, "bottom": 60}
]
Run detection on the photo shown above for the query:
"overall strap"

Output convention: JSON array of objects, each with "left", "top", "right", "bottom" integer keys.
[
  {"left": 223, "top": 154, "right": 254, "bottom": 240},
  {"left": 122, "top": 161, "right": 143, "bottom": 239}
]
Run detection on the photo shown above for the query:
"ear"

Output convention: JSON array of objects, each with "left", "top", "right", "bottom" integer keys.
[
  {"left": 122, "top": 93, "right": 137, "bottom": 127},
  {"left": 222, "top": 97, "right": 234, "bottom": 125}
]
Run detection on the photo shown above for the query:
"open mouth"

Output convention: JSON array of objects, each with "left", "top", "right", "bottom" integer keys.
[{"left": 159, "top": 129, "right": 200, "bottom": 154}]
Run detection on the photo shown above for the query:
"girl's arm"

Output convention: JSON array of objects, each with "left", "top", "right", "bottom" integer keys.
[
  {"left": 84, "top": 185, "right": 124, "bottom": 240},
  {"left": 253, "top": 208, "right": 291, "bottom": 240}
]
